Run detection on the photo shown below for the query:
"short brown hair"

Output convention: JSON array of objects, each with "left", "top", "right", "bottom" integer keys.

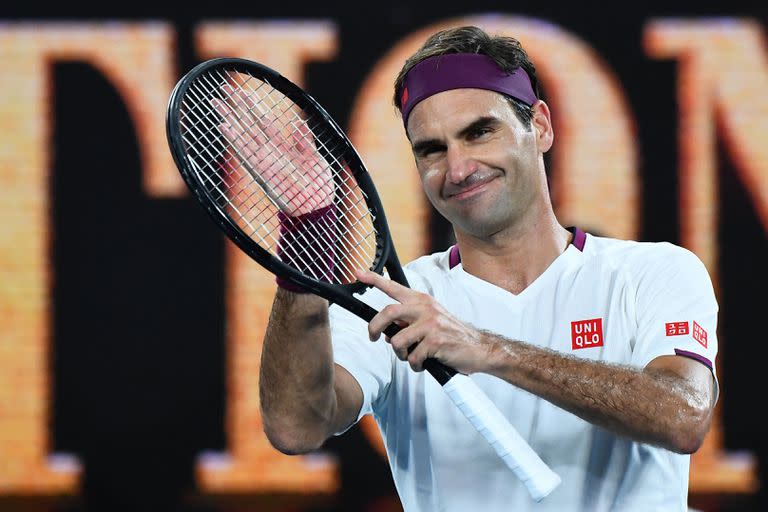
[{"left": 393, "top": 26, "right": 539, "bottom": 126}]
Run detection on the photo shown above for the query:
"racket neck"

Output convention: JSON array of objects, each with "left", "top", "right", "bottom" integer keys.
[{"left": 383, "top": 246, "right": 409, "bottom": 288}]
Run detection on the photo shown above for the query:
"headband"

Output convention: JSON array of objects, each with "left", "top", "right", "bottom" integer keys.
[{"left": 399, "top": 53, "right": 537, "bottom": 127}]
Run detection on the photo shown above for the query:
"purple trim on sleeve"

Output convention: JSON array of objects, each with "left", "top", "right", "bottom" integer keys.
[{"left": 674, "top": 348, "right": 713, "bottom": 370}]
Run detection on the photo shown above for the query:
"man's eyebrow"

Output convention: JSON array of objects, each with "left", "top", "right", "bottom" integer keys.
[
  {"left": 410, "top": 116, "right": 502, "bottom": 155},
  {"left": 456, "top": 116, "right": 500, "bottom": 138},
  {"left": 411, "top": 138, "right": 444, "bottom": 155}
]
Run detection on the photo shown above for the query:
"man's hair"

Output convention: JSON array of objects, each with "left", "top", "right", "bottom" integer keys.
[{"left": 393, "top": 26, "right": 540, "bottom": 126}]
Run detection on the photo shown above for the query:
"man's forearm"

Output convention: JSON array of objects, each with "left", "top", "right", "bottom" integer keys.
[
  {"left": 259, "top": 289, "right": 338, "bottom": 454},
  {"left": 483, "top": 332, "right": 713, "bottom": 453}
]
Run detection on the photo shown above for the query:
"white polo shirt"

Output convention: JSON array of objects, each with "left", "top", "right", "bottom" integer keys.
[{"left": 330, "top": 229, "right": 719, "bottom": 512}]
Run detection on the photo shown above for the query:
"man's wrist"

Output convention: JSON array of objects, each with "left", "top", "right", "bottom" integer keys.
[
  {"left": 481, "top": 330, "right": 521, "bottom": 376},
  {"left": 276, "top": 204, "right": 338, "bottom": 292}
]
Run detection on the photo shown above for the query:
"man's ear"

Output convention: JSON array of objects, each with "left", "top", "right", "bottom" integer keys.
[{"left": 531, "top": 100, "right": 554, "bottom": 153}]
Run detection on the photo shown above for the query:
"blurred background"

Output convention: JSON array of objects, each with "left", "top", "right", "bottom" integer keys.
[{"left": 1, "top": 2, "right": 766, "bottom": 511}]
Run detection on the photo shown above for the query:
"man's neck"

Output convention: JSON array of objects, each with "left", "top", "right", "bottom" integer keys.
[{"left": 454, "top": 211, "right": 572, "bottom": 295}]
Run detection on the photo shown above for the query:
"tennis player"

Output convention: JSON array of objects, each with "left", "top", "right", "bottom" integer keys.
[{"left": 259, "top": 26, "right": 718, "bottom": 511}]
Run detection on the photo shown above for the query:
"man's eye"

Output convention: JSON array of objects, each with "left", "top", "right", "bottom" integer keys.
[
  {"left": 419, "top": 146, "right": 444, "bottom": 157},
  {"left": 468, "top": 127, "right": 492, "bottom": 139}
]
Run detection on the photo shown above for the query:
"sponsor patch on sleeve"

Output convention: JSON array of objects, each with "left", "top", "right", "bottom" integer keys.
[
  {"left": 692, "top": 321, "right": 708, "bottom": 348},
  {"left": 665, "top": 321, "right": 689, "bottom": 336}
]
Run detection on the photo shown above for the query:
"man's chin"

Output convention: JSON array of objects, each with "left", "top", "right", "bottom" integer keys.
[{"left": 450, "top": 215, "right": 511, "bottom": 240}]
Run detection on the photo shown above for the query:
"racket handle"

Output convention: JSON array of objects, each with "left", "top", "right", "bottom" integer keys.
[{"left": 443, "top": 374, "right": 561, "bottom": 501}]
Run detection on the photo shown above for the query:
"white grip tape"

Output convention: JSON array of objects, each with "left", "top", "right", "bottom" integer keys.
[{"left": 443, "top": 374, "right": 561, "bottom": 501}]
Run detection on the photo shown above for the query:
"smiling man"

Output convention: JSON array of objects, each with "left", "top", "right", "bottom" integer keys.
[{"left": 259, "top": 26, "right": 719, "bottom": 511}]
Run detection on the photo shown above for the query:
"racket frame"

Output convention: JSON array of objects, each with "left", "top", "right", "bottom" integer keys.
[{"left": 166, "top": 57, "right": 402, "bottom": 303}]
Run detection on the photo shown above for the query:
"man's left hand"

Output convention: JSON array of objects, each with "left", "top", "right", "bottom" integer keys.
[{"left": 355, "top": 269, "right": 495, "bottom": 374}]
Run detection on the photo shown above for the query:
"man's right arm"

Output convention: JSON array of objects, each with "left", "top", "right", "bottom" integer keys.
[{"left": 259, "top": 288, "right": 364, "bottom": 455}]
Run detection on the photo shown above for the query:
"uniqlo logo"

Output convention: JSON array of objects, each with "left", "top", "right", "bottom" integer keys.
[
  {"left": 692, "top": 321, "right": 708, "bottom": 348},
  {"left": 665, "top": 321, "right": 689, "bottom": 336},
  {"left": 571, "top": 318, "right": 604, "bottom": 350}
]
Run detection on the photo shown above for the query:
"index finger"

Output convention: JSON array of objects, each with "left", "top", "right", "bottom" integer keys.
[{"left": 354, "top": 269, "right": 416, "bottom": 303}]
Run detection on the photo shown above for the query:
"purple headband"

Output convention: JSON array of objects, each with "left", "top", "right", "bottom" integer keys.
[{"left": 399, "top": 53, "right": 537, "bottom": 127}]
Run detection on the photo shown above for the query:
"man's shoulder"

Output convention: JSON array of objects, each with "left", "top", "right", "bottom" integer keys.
[
  {"left": 583, "top": 232, "right": 708, "bottom": 280},
  {"left": 403, "top": 247, "right": 453, "bottom": 273},
  {"left": 399, "top": 247, "right": 454, "bottom": 293}
]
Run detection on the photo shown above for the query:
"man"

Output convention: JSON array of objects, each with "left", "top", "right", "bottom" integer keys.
[{"left": 259, "top": 26, "right": 718, "bottom": 511}]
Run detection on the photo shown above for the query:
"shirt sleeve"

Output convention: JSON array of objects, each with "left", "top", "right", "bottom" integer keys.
[
  {"left": 630, "top": 243, "right": 719, "bottom": 397},
  {"left": 329, "top": 286, "right": 396, "bottom": 434}
]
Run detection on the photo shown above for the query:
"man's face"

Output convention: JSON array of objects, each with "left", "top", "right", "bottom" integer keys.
[{"left": 407, "top": 88, "right": 549, "bottom": 239}]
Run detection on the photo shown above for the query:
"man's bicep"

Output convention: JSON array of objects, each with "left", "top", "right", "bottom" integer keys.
[
  {"left": 645, "top": 354, "right": 717, "bottom": 407},
  {"left": 332, "top": 363, "right": 365, "bottom": 435}
]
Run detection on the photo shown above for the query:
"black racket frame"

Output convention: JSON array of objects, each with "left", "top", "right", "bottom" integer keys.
[{"left": 167, "top": 57, "right": 454, "bottom": 384}]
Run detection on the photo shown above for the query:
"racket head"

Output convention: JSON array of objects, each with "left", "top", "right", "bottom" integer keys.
[{"left": 166, "top": 57, "right": 396, "bottom": 297}]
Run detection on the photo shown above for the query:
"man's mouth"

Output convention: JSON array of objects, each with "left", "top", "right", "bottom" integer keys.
[{"left": 445, "top": 173, "right": 499, "bottom": 200}]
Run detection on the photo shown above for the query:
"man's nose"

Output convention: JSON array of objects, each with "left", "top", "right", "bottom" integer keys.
[{"left": 445, "top": 143, "right": 477, "bottom": 184}]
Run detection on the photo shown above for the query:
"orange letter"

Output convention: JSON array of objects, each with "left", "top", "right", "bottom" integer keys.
[
  {"left": 0, "top": 21, "right": 176, "bottom": 493},
  {"left": 645, "top": 18, "right": 768, "bottom": 274}
]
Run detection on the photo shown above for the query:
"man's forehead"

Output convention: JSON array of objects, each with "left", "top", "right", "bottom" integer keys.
[{"left": 406, "top": 88, "right": 513, "bottom": 138}]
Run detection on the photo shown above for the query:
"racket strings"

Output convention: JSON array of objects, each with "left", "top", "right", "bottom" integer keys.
[
  {"left": 194, "top": 69, "right": 376, "bottom": 240},
  {"left": 218, "top": 75, "right": 375, "bottom": 229},
  {"left": 180, "top": 89, "right": 332, "bottom": 276},
  {"left": 212, "top": 85, "right": 375, "bottom": 278},
  {"left": 218, "top": 76, "right": 379, "bottom": 266},
  {"left": 182, "top": 92, "right": 357, "bottom": 281},
  {"left": 178, "top": 67, "right": 379, "bottom": 284},
  {"left": 190, "top": 72, "right": 375, "bottom": 238}
]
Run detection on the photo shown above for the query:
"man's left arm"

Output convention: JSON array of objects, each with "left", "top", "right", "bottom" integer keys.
[
  {"left": 356, "top": 248, "right": 718, "bottom": 454},
  {"left": 478, "top": 338, "right": 715, "bottom": 454}
]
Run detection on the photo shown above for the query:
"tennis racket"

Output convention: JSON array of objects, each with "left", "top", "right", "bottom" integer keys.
[{"left": 165, "top": 57, "right": 560, "bottom": 501}]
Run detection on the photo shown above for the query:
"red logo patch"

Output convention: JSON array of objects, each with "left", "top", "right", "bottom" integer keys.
[
  {"left": 665, "top": 321, "right": 689, "bottom": 336},
  {"left": 400, "top": 86, "right": 409, "bottom": 109},
  {"left": 692, "top": 321, "right": 708, "bottom": 348},
  {"left": 571, "top": 318, "right": 604, "bottom": 350}
]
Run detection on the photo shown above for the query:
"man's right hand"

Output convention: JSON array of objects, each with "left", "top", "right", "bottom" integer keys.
[{"left": 211, "top": 85, "right": 334, "bottom": 216}]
